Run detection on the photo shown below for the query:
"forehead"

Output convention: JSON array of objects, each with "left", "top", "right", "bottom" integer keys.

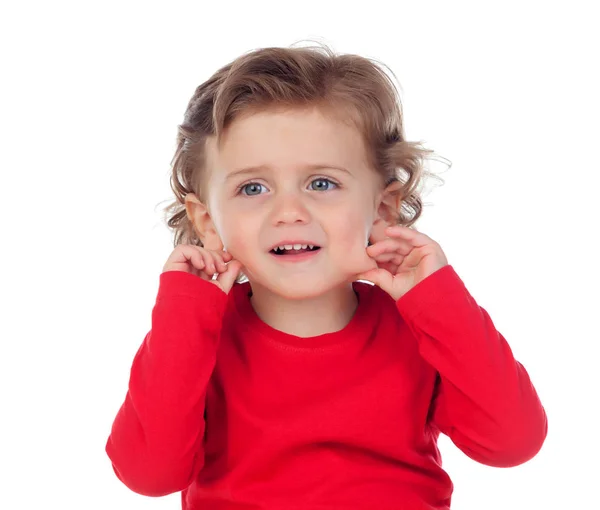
[{"left": 207, "top": 106, "right": 371, "bottom": 174}]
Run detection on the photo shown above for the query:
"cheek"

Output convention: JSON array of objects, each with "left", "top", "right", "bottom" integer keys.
[
  {"left": 331, "top": 206, "right": 372, "bottom": 247},
  {"left": 325, "top": 205, "right": 377, "bottom": 275},
  {"left": 217, "top": 212, "right": 257, "bottom": 259}
]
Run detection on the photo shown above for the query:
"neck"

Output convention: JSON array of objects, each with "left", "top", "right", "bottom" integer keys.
[{"left": 248, "top": 282, "right": 359, "bottom": 338}]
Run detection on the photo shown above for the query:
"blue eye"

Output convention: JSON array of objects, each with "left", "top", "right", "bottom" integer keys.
[
  {"left": 310, "top": 178, "right": 338, "bottom": 191},
  {"left": 240, "top": 182, "right": 267, "bottom": 196}
]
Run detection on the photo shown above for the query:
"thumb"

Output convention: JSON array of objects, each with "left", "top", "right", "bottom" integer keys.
[
  {"left": 214, "top": 259, "right": 243, "bottom": 293},
  {"left": 355, "top": 267, "right": 390, "bottom": 291}
]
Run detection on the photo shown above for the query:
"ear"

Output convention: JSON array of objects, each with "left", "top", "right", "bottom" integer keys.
[
  {"left": 184, "top": 193, "right": 224, "bottom": 251},
  {"left": 369, "top": 181, "right": 404, "bottom": 244}
]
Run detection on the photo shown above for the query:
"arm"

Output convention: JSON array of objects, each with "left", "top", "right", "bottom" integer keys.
[
  {"left": 396, "top": 265, "right": 548, "bottom": 467},
  {"left": 105, "top": 271, "right": 228, "bottom": 496}
]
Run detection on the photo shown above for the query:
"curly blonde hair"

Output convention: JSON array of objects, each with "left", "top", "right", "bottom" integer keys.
[{"left": 162, "top": 42, "right": 447, "bottom": 248}]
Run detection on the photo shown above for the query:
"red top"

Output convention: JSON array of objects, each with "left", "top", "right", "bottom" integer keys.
[{"left": 105, "top": 265, "right": 547, "bottom": 509}]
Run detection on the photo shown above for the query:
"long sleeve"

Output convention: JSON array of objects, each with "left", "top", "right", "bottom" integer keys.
[
  {"left": 395, "top": 265, "right": 548, "bottom": 468},
  {"left": 105, "top": 271, "right": 228, "bottom": 496}
]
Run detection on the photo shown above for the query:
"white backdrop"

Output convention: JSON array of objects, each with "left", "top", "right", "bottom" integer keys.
[{"left": 1, "top": 1, "right": 598, "bottom": 509}]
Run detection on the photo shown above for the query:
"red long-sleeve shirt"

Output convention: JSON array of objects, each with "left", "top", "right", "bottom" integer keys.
[{"left": 105, "top": 265, "right": 547, "bottom": 509}]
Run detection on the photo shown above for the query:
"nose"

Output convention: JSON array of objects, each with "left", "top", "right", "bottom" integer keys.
[{"left": 270, "top": 190, "right": 311, "bottom": 225}]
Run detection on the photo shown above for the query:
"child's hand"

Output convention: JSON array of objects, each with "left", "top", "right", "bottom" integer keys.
[
  {"left": 355, "top": 225, "right": 448, "bottom": 300},
  {"left": 162, "top": 245, "right": 243, "bottom": 294}
]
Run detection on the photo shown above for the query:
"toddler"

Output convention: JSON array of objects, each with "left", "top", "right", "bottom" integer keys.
[{"left": 105, "top": 43, "right": 547, "bottom": 509}]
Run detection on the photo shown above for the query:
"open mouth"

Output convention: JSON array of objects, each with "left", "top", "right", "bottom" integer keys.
[{"left": 270, "top": 245, "right": 321, "bottom": 256}]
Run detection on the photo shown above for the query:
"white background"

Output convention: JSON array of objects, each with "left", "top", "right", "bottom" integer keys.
[{"left": 1, "top": 1, "right": 598, "bottom": 508}]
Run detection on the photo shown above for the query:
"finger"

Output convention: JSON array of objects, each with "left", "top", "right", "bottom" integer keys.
[
  {"left": 174, "top": 245, "right": 201, "bottom": 266},
  {"left": 371, "top": 252, "right": 396, "bottom": 262},
  {"left": 215, "top": 260, "right": 243, "bottom": 292},
  {"left": 208, "top": 250, "right": 228, "bottom": 272},
  {"left": 355, "top": 267, "right": 391, "bottom": 289},
  {"left": 195, "top": 253, "right": 217, "bottom": 281},
  {"left": 192, "top": 246, "right": 216, "bottom": 275},
  {"left": 372, "top": 252, "right": 405, "bottom": 265},
  {"left": 191, "top": 250, "right": 206, "bottom": 272},
  {"left": 402, "top": 246, "right": 429, "bottom": 268},
  {"left": 367, "top": 238, "right": 411, "bottom": 257},
  {"left": 385, "top": 225, "right": 432, "bottom": 247},
  {"left": 355, "top": 268, "right": 376, "bottom": 282},
  {"left": 200, "top": 250, "right": 217, "bottom": 275},
  {"left": 193, "top": 253, "right": 214, "bottom": 281}
]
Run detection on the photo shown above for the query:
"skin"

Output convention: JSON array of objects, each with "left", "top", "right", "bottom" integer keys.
[{"left": 185, "top": 106, "right": 402, "bottom": 337}]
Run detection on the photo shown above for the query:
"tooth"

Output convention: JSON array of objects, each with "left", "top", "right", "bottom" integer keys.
[
  {"left": 308, "top": 245, "right": 313, "bottom": 249},
  {"left": 300, "top": 244, "right": 307, "bottom": 249},
  {"left": 284, "top": 245, "right": 293, "bottom": 250},
  {"left": 293, "top": 244, "right": 302, "bottom": 250},
  {"left": 278, "top": 246, "right": 285, "bottom": 251}
]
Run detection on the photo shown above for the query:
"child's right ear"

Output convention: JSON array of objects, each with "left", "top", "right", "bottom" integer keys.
[{"left": 184, "top": 193, "right": 223, "bottom": 251}]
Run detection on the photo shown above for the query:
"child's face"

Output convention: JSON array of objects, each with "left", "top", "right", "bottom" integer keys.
[{"left": 201, "top": 106, "right": 383, "bottom": 299}]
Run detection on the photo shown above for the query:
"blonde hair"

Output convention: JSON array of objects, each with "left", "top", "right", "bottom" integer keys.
[{"left": 162, "top": 42, "right": 447, "bottom": 248}]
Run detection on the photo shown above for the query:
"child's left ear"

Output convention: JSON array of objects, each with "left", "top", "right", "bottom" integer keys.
[{"left": 369, "top": 181, "right": 404, "bottom": 244}]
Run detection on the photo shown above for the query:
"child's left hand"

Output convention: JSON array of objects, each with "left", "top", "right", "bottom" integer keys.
[{"left": 355, "top": 225, "right": 449, "bottom": 301}]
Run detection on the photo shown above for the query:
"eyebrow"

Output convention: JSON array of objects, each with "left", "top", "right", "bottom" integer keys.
[{"left": 225, "top": 163, "right": 352, "bottom": 181}]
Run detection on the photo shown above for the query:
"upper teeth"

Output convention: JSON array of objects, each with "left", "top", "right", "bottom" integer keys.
[{"left": 275, "top": 244, "right": 313, "bottom": 251}]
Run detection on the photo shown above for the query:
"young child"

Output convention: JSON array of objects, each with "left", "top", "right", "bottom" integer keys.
[{"left": 105, "top": 44, "right": 547, "bottom": 509}]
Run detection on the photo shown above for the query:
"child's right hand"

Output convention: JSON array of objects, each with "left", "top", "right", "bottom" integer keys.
[{"left": 162, "top": 245, "right": 243, "bottom": 294}]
